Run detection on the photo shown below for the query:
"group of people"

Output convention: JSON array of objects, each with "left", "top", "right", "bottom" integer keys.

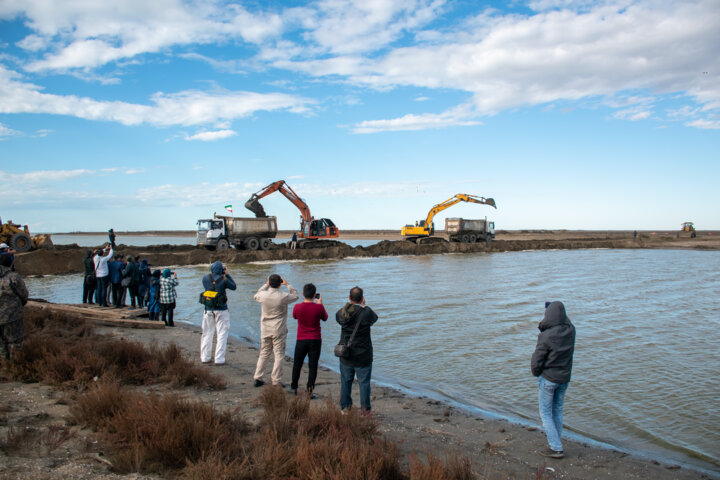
[
  {"left": 81, "top": 244, "right": 179, "bottom": 326},
  {"left": 198, "top": 264, "right": 379, "bottom": 411}
]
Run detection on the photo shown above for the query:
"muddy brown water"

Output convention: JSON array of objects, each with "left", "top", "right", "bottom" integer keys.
[{"left": 24, "top": 247, "right": 720, "bottom": 474}]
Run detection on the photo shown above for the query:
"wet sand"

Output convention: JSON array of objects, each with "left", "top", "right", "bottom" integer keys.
[{"left": 14, "top": 230, "right": 720, "bottom": 277}]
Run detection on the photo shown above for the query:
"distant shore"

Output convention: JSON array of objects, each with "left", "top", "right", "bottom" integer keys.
[{"left": 15, "top": 230, "right": 720, "bottom": 277}]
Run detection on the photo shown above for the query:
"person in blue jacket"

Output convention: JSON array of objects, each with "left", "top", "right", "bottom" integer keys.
[{"left": 146, "top": 270, "right": 161, "bottom": 321}]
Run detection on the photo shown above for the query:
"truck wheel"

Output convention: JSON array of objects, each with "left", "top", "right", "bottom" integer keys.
[
  {"left": 216, "top": 238, "right": 229, "bottom": 251},
  {"left": 468, "top": 234, "right": 477, "bottom": 243},
  {"left": 260, "top": 238, "right": 272, "bottom": 250},
  {"left": 10, "top": 232, "right": 32, "bottom": 252},
  {"left": 245, "top": 237, "right": 260, "bottom": 251},
  {"left": 461, "top": 234, "right": 470, "bottom": 243}
]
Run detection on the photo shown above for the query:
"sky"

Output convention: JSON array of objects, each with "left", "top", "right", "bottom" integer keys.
[{"left": 0, "top": 0, "right": 718, "bottom": 233}]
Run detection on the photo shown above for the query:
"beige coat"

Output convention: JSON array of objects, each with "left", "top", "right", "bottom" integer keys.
[{"left": 253, "top": 284, "right": 299, "bottom": 337}]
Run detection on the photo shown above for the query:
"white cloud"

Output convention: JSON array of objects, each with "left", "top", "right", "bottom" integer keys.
[
  {"left": 135, "top": 182, "right": 265, "bottom": 207},
  {"left": 686, "top": 119, "right": 720, "bottom": 130},
  {"left": 0, "top": 66, "right": 314, "bottom": 127},
  {"left": 352, "top": 104, "right": 481, "bottom": 133},
  {"left": 2, "top": 0, "right": 284, "bottom": 72},
  {"left": 185, "top": 129, "right": 238, "bottom": 141},
  {"left": 124, "top": 168, "right": 145, "bottom": 175},
  {"left": 0, "top": 168, "right": 95, "bottom": 184},
  {"left": 0, "top": 122, "right": 20, "bottom": 139}
]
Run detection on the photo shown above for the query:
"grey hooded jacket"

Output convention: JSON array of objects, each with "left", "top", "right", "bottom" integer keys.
[
  {"left": 0, "top": 265, "right": 29, "bottom": 325},
  {"left": 531, "top": 301, "right": 576, "bottom": 384}
]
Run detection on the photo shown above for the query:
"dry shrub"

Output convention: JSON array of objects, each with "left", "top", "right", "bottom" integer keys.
[
  {"left": 2, "top": 310, "right": 224, "bottom": 390},
  {"left": 72, "top": 381, "right": 249, "bottom": 475},
  {"left": 409, "top": 452, "right": 475, "bottom": 480}
]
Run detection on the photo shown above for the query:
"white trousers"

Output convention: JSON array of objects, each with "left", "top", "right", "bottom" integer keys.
[
  {"left": 201, "top": 309, "right": 230, "bottom": 364},
  {"left": 253, "top": 333, "right": 287, "bottom": 385}
]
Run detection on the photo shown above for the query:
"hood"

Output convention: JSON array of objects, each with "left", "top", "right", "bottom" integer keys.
[
  {"left": 140, "top": 259, "right": 148, "bottom": 268},
  {"left": 211, "top": 261, "right": 224, "bottom": 280},
  {"left": 152, "top": 270, "right": 161, "bottom": 278},
  {"left": 162, "top": 268, "right": 171, "bottom": 278},
  {"left": 341, "top": 303, "right": 363, "bottom": 320},
  {"left": 85, "top": 250, "right": 93, "bottom": 259},
  {"left": 538, "top": 301, "right": 572, "bottom": 331}
]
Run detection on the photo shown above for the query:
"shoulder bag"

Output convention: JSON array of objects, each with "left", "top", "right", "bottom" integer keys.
[{"left": 334, "top": 313, "right": 362, "bottom": 358}]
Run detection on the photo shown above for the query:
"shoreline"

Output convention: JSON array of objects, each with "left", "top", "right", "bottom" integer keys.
[
  {"left": 13, "top": 232, "right": 720, "bottom": 278},
  {"left": 112, "top": 320, "right": 718, "bottom": 478}
]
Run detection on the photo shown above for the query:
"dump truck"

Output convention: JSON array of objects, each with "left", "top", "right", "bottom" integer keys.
[
  {"left": 446, "top": 218, "right": 495, "bottom": 243},
  {"left": 196, "top": 214, "right": 277, "bottom": 251},
  {"left": 0, "top": 219, "right": 53, "bottom": 252}
]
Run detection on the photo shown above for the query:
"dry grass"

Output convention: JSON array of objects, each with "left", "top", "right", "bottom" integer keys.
[
  {"left": 1, "top": 310, "right": 225, "bottom": 390},
  {"left": 2, "top": 310, "right": 476, "bottom": 479}
]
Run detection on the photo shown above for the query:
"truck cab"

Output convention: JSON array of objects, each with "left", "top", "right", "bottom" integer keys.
[{"left": 197, "top": 219, "right": 225, "bottom": 248}]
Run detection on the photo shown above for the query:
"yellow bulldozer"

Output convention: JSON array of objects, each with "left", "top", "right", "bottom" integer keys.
[
  {"left": 0, "top": 219, "right": 53, "bottom": 252},
  {"left": 681, "top": 222, "right": 697, "bottom": 238}
]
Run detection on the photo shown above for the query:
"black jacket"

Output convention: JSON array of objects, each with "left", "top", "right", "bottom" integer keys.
[
  {"left": 531, "top": 301, "right": 575, "bottom": 384},
  {"left": 83, "top": 251, "right": 95, "bottom": 276},
  {"left": 336, "top": 303, "right": 378, "bottom": 367}
]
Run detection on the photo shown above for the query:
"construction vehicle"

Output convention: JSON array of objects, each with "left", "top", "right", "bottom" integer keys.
[
  {"left": 245, "top": 180, "right": 339, "bottom": 243},
  {"left": 401, "top": 194, "right": 496, "bottom": 243},
  {"left": 196, "top": 215, "right": 277, "bottom": 251},
  {"left": 0, "top": 219, "right": 53, "bottom": 252},
  {"left": 446, "top": 217, "right": 495, "bottom": 243},
  {"left": 681, "top": 222, "right": 697, "bottom": 238}
]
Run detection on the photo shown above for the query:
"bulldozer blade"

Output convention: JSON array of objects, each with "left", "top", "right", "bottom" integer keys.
[
  {"left": 32, "top": 234, "right": 53, "bottom": 249},
  {"left": 244, "top": 196, "right": 267, "bottom": 218}
]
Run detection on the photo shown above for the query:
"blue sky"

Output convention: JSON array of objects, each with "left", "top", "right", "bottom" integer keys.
[{"left": 0, "top": 0, "right": 718, "bottom": 233}]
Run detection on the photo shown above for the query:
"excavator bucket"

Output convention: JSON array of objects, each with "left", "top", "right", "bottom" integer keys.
[
  {"left": 244, "top": 195, "right": 267, "bottom": 218},
  {"left": 485, "top": 198, "right": 496, "bottom": 208}
]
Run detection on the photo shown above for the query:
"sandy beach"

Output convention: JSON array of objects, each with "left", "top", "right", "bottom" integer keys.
[{"left": 1, "top": 307, "right": 716, "bottom": 480}]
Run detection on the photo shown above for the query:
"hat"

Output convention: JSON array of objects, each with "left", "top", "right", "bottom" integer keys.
[{"left": 0, "top": 243, "right": 8, "bottom": 249}]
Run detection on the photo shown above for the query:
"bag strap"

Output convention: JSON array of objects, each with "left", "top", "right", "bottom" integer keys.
[{"left": 345, "top": 310, "right": 363, "bottom": 347}]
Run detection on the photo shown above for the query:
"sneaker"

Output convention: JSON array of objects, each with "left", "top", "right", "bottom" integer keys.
[
  {"left": 214, "top": 362, "right": 226, "bottom": 366},
  {"left": 201, "top": 360, "right": 212, "bottom": 365},
  {"left": 541, "top": 448, "right": 564, "bottom": 459},
  {"left": 253, "top": 379, "right": 265, "bottom": 388}
]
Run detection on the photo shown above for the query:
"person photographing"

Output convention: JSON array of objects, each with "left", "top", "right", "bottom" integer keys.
[{"left": 290, "top": 283, "right": 327, "bottom": 397}]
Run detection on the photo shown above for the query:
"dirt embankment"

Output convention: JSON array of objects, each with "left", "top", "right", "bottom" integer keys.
[{"left": 15, "top": 232, "right": 719, "bottom": 277}]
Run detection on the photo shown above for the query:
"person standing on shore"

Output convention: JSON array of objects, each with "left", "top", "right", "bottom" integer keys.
[
  {"left": 0, "top": 254, "right": 28, "bottom": 361},
  {"left": 252, "top": 274, "right": 299, "bottom": 387},
  {"left": 108, "top": 228, "right": 116, "bottom": 249},
  {"left": 82, "top": 250, "right": 96, "bottom": 304},
  {"left": 336, "top": 286, "right": 378, "bottom": 413},
  {"left": 200, "top": 261, "right": 237, "bottom": 366},
  {"left": 137, "top": 259, "right": 150, "bottom": 308},
  {"left": 123, "top": 256, "right": 140, "bottom": 308},
  {"left": 531, "top": 301, "right": 576, "bottom": 459},
  {"left": 108, "top": 254, "right": 124, "bottom": 307},
  {"left": 290, "top": 232, "right": 297, "bottom": 250},
  {"left": 290, "top": 283, "right": 327, "bottom": 396},
  {"left": 147, "top": 270, "right": 162, "bottom": 321},
  {"left": 159, "top": 269, "right": 178, "bottom": 327},
  {"left": 93, "top": 245, "right": 113, "bottom": 307}
]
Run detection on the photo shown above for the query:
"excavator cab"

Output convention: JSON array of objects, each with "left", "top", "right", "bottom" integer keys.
[{"left": 303, "top": 218, "right": 338, "bottom": 239}]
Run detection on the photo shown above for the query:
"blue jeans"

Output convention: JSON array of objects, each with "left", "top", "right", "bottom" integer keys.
[
  {"left": 339, "top": 362, "right": 372, "bottom": 411},
  {"left": 538, "top": 376, "right": 569, "bottom": 451},
  {"left": 95, "top": 276, "right": 109, "bottom": 306}
]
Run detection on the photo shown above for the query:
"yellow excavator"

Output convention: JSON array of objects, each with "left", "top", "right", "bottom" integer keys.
[
  {"left": 0, "top": 219, "right": 53, "bottom": 252},
  {"left": 401, "top": 194, "right": 496, "bottom": 243}
]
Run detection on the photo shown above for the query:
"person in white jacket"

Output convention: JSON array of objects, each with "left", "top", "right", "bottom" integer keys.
[
  {"left": 253, "top": 274, "right": 299, "bottom": 387},
  {"left": 93, "top": 244, "right": 113, "bottom": 307}
]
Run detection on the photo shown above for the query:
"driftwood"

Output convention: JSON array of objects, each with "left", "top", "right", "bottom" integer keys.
[{"left": 26, "top": 300, "right": 165, "bottom": 329}]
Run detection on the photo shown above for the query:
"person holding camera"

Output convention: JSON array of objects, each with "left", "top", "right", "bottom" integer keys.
[
  {"left": 290, "top": 283, "right": 327, "bottom": 397},
  {"left": 159, "top": 268, "right": 178, "bottom": 327},
  {"left": 200, "top": 261, "right": 237, "bottom": 365},
  {"left": 531, "top": 301, "right": 576, "bottom": 459},
  {"left": 336, "top": 286, "right": 378, "bottom": 413},
  {"left": 93, "top": 244, "right": 113, "bottom": 307},
  {"left": 252, "top": 274, "right": 299, "bottom": 387}
]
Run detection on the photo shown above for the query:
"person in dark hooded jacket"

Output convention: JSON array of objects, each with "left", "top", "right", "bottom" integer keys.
[
  {"left": 0, "top": 254, "right": 28, "bottom": 360},
  {"left": 82, "top": 250, "right": 96, "bottom": 304},
  {"left": 336, "top": 286, "right": 378, "bottom": 412},
  {"left": 531, "top": 301, "right": 576, "bottom": 459},
  {"left": 200, "top": 261, "right": 237, "bottom": 365}
]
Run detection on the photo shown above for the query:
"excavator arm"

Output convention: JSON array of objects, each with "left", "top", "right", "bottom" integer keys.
[
  {"left": 402, "top": 193, "right": 496, "bottom": 238},
  {"left": 245, "top": 180, "right": 340, "bottom": 240},
  {"left": 245, "top": 180, "right": 312, "bottom": 222}
]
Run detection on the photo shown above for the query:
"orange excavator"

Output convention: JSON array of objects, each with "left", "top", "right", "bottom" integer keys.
[{"left": 245, "top": 180, "right": 339, "bottom": 240}]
